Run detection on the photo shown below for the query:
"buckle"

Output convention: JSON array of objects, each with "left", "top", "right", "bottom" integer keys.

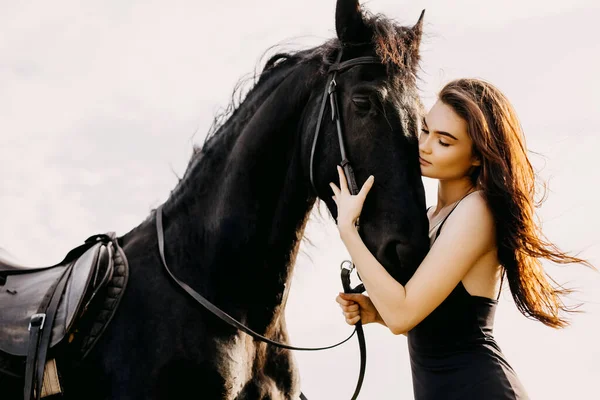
[
  {"left": 28, "top": 313, "right": 46, "bottom": 331},
  {"left": 328, "top": 78, "right": 337, "bottom": 93},
  {"left": 340, "top": 260, "right": 355, "bottom": 272}
]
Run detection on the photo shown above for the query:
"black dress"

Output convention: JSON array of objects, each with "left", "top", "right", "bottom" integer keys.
[{"left": 407, "top": 203, "right": 529, "bottom": 399}]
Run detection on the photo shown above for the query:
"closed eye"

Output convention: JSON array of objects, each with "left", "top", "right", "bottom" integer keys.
[{"left": 421, "top": 128, "right": 450, "bottom": 147}]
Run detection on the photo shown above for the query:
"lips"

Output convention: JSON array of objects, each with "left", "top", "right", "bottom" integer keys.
[{"left": 419, "top": 156, "right": 431, "bottom": 166}]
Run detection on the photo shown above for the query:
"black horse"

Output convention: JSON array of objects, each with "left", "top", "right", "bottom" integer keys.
[{"left": 3, "top": 1, "right": 429, "bottom": 398}]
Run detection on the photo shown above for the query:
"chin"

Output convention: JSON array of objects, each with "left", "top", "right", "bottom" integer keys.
[{"left": 420, "top": 166, "right": 435, "bottom": 179}]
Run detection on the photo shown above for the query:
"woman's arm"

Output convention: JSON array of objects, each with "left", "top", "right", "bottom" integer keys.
[{"left": 330, "top": 168, "right": 495, "bottom": 335}]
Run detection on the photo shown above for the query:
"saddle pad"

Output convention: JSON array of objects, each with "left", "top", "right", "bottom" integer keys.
[{"left": 0, "top": 242, "right": 104, "bottom": 356}]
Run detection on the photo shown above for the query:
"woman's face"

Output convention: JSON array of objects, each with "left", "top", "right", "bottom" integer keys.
[{"left": 418, "top": 100, "right": 480, "bottom": 180}]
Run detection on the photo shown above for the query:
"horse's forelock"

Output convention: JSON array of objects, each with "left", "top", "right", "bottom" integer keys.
[{"left": 368, "top": 16, "right": 421, "bottom": 75}]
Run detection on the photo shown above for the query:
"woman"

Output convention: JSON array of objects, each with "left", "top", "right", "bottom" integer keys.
[{"left": 330, "top": 78, "right": 590, "bottom": 399}]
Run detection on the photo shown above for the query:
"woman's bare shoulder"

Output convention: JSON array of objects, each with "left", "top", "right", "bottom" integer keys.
[{"left": 445, "top": 191, "right": 495, "bottom": 242}]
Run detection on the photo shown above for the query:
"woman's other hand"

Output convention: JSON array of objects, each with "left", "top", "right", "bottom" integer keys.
[{"left": 336, "top": 292, "right": 384, "bottom": 326}]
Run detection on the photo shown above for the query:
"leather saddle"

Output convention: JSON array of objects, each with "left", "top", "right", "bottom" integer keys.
[{"left": 0, "top": 233, "right": 129, "bottom": 400}]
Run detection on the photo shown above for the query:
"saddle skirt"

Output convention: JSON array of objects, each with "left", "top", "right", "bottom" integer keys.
[
  {"left": 0, "top": 238, "right": 110, "bottom": 356},
  {"left": 0, "top": 233, "right": 129, "bottom": 399},
  {"left": 0, "top": 232, "right": 129, "bottom": 357}
]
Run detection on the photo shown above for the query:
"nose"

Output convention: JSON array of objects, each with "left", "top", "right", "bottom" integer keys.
[
  {"left": 376, "top": 238, "right": 420, "bottom": 276},
  {"left": 418, "top": 134, "right": 431, "bottom": 154}
]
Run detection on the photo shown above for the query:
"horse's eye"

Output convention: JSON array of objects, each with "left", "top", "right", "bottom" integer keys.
[{"left": 351, "top": 95, "right": 371, "bottom": 112}]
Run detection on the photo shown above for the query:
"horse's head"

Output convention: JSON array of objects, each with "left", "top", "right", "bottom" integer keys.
[{"left": 303, "top": 0, "right": 429, "bottom": 283}]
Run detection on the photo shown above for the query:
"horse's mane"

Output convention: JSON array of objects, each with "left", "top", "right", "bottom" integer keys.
[
  {"left": 199, "top": 47, "right": 324, "bottom": 151},
  {"left": 195, "top": 11, "right": 420, "bottom": 156},
  {"left": 164, "top": 12, "right": 421, "bottom": 202},
  {"left": 131, "top": 10, "right": 426, "bottom": 274}
]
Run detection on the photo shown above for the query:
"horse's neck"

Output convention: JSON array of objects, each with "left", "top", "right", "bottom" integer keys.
[{"left": 131, "top": 62, "right": 319, "bottom": 330}]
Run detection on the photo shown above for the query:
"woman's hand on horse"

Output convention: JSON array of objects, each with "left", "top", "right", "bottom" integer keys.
[
  {"left": 336, "top": 292, "right": 382, "bottom": 326},
  {"left": 329, "top": 166, "right": 374, "bottom": 234}
]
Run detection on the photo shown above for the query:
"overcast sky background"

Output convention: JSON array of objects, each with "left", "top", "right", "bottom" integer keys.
[{"left": 1, "top": 1, "right": 599, "bottom": 399}]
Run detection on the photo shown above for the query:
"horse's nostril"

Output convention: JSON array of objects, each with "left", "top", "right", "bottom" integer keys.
[
  {"left": 376, "top": 239, "right": 422, "bottom": 271},
  {"left": 395, "top": 243, "right": 415, "bottom": 263},
  {"left": 377, "top": 240, "right": 406, "bottom": 269}
]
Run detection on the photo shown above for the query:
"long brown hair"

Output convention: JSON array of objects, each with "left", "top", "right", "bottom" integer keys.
[{"left": 439, "top": 78, "right": 593, "bottom": 328}]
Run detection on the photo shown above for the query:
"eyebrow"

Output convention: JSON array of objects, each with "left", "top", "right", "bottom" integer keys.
[{"left": 422, "top": 117, "right": 459, "bottom": 141}]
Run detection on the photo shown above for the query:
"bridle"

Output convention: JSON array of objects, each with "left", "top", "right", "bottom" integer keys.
[
  {"left": 155, "top": 48, "right": 381, "bottom": 400},
  {"left": 309, "top": 49, "right": 380, "bottom": 197}
]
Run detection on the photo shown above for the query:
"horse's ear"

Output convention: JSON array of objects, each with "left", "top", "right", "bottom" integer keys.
[
  {"left": 412, "top": 10, "right": 425, "bottom": 44},
  {"left": 405, "top": 10, "right": 426, "bottom": 71},
  {"left": 335, "top": 0, "right": 371, "bottom": 45}
]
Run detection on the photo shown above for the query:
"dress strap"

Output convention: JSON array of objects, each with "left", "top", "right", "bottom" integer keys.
[
  {"left": 434, "top": 191, "right": 480, "bottom": 240},
  {"left": 496, "top": 268, "right": 506, "bottom": 301}
]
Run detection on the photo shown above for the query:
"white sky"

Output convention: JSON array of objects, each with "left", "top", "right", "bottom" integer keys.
[{"left": 1, "top": 1, "right": 599, "bottom": 399}]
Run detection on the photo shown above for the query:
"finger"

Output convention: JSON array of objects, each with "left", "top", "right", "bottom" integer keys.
[
  {"left": 344, "top": 310, "right": 359, "bottom": 319},
  {"left": 342, "top": 304, "right": 359, "bottom": 313},
  {"left": 336, "top": 295, "right": 355, "bottom": 306},
  {"left": 329, "top": 182, "right": 340, "bottom": 196},
  {"left": 358, "top": 175, "right": 375, "bottom": 200},
  {"left": 337, "top": 166, "right": 349, "bottom": 194},
  {"left": 346, "top": 315, "right": 361, "bottom": 325},
  {"left": 339, "top": 292, "right": 362, "bottom": 302},
  {"left": 340, "top": 293, "right": 369, "bottom": 309}
]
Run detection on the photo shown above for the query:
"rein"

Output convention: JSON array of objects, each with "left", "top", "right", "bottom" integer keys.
[{"left": 156, "top": 48, "right": 381, "bottom": 400}]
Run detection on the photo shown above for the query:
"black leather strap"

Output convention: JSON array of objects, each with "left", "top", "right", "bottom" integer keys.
[
  {"left": 156, "top": 48, "right": 380, "bottom": 400},
  {"left": 157, "top": 206, "right": 364, "bottom": 400},
  {"left": 328, "top": 56, "right": 380, "bottom": 73},
  {"left": 308, "top": 50, "right": 379, "bottom": 196},
  {"left": 24, "top": 263, "right": 74, "bottom": 400},
  {"left": 24, "top": 317, "right": 42, "bottom": 399},
  {"left": 309, "top": 50, "right": 344, "bottom": 195},
  {"left": 81, "top": 244, "right": 114, "bottom": 315},
  {"left": 156, "top": 205, "right": 356, "bottom": 351},
  {"left": 341, "top": 266, "right": 366, "bottom": 400}
]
